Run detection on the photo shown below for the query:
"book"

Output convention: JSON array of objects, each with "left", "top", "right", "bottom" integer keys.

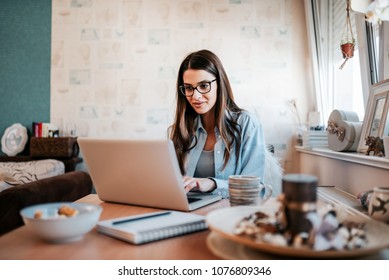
[
  {"left": 302, "top": 130, "right": 328, "bottom": 148},
  {"left": 96, "top": 211, "right": 207, "bottom": 244}
]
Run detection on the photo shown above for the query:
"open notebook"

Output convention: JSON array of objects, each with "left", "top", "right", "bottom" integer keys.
[
  {"left": 97, "top": 211, "right": 207, "bottom": 244},
  {"left": 78, "top": 138, "right": 222, "bottom": 211}
]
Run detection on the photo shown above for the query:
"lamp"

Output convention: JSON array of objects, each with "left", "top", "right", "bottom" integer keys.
[{"left": 351, "top": 0, "right": 389, "bottom": 24}]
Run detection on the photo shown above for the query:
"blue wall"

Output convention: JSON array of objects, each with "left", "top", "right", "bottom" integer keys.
[{"left": 0, "top": 0, "right": 51, "bottom": 155}]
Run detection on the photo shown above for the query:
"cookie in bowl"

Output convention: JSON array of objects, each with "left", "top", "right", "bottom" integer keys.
[{"left": 20, "top": 202, "right": 102, "bottom": 243}]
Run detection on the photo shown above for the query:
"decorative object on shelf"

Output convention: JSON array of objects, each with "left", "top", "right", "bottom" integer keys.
[
  {"left": 340, "top": 0, "right": 356, "bottom": 69},
  {"left": 357, "top": 189, "right": 374, "bottom": 210},
  {"left": 1, "top": 123, "right": 28, "bottom": 157},
  {"left": 357, "top": 80, "right": 389, "bottom": 154},
  {"left": 302, "top": 130, "right": 328, "bottom": 149},
  {"left": 30, "top": 137, "right": 79, "bottom": 158},
  {"left": 289, "top": 98, "right": 305, "bottom": 146},
  {"left": 327, "top": 110, "right": 362, "bottom": 152},
  {"left": 383, "top": 136, "right": 389, "bottom": 157},
  {"left": 327, "top": 121, "right": 346, "bottom": 142},
  {"left": 365, "top": 135, "right": 384, "bottom": 156},
  {"left": 368, "top": 186, "right": 389, "bottom": 222}
]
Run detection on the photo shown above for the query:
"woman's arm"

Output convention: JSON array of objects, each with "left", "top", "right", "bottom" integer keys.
[{"left": 210, "top": 112, "right": 266, "bottom": 198}]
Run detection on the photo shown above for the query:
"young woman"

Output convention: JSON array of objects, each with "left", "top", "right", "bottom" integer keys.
[{"left": 169, "top": 49, "right": 266, "bottom": 198}]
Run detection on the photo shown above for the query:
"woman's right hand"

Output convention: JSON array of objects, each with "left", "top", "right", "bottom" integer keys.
[{"left": 183, "top": 176, "right": 216, "bottom": 193}]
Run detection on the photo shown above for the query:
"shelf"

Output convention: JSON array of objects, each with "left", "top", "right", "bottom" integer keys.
[
  {"left": 317, "top": 186, "right": 367, "bottom": 216},
  {"left": 295, "top": 146, "right": 389, "bottom": 170}
]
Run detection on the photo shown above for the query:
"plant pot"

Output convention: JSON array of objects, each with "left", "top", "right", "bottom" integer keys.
[{"left": 341, "top": 42, "right": 355, "bottom": 59}]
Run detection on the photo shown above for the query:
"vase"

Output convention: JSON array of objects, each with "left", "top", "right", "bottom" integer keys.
[{"left": 368, "top": 187, "right": 389, "bottom": 223}]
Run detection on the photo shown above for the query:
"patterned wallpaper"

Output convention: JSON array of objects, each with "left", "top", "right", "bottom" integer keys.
[{"left": 50, "top": 0, "right": 313, "bottom": 167}]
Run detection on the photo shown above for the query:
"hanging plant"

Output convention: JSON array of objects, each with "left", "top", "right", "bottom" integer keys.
[{"left": 339, "top": 0, "right": 355, "bottom": 69}]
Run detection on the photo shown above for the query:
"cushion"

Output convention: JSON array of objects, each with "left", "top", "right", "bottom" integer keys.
[
  {"left": 264, "top": 148, "right": 283, "bottom": 196},
  {"left": 0, "top": 170, "right": 21, "bottom": 192},
  {"left": 0, "top": 159, "right": 65, "bottom": 184}
]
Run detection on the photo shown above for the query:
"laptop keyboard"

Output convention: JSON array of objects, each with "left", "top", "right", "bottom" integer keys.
[{"left": 187, "top": 197, "right": 201, "bottom": 204}]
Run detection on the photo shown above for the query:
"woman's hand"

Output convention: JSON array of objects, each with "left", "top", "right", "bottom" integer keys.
[{"left": 183, "top": 176, "right": 216, "bottom": 193}]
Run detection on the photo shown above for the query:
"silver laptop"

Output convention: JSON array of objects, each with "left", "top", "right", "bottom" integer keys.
[{"left": 78, "top": 138, "right": 222, "bottom": 211}]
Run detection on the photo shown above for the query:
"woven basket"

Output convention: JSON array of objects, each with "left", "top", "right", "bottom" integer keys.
[{"left": 30, "top": 137, "right": 79, "bottom": 158}]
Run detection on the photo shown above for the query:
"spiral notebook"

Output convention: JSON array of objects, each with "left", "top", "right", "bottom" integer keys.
[{"left": 97, "top": 211, "right": 207, "bottom": 244}]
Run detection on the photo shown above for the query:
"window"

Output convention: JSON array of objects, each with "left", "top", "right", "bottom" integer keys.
[
  {"left": 305, "top": 0, "right": 388, "bottom": 124},
  {"left": 332, "top": 0, "right": 364, "bottom": 120},
  {"left": 366, "top": 22, "right": 380, "bottom": 84},
  {"left": 365, "top": 21, "right": 389, "bottom": 84}
]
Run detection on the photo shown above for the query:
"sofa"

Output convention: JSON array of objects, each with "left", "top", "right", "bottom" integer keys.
[{"left": 0, "top": 159, "right": 93, "bottom": 235}]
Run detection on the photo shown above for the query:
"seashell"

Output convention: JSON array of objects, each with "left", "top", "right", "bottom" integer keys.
[
  {"left": 318, "top": 212, "right": 339, "bottom": 234},
  {"left": 292, "top": 232, "right": 310, "bottom": 248},
  {"left": 263, "top": 233, "right": 288, "bottom": 247},
  {"left": 337, "top": 226, "right": 350, "bottom": 240},
  {"left": 313, "top": 234, "right": 333, "bottom": 251}
]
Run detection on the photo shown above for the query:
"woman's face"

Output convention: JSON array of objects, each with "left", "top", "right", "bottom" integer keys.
[{"left": 182, "top": 69, "right": 217, "bottom": 116}]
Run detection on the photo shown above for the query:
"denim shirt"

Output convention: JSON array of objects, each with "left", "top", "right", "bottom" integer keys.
[{"left": 184, "top": 111, "right": 266, "bottom": 198}]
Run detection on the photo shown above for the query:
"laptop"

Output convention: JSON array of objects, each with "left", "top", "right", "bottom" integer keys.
[{"left": 78, "top": 138, "right": 222, "bottom": 211}]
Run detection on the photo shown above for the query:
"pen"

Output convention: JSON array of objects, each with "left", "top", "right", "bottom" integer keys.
[{"left": 112, "top": 211, "right": 171, "bottom": 225}]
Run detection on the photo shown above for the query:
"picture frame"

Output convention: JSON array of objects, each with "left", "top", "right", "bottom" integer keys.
[{"left": 358, "top": 79, "right": 389, "bottom": 154}]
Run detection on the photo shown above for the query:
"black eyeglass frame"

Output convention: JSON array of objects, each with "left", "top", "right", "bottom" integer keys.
[{"left": 179, "top": 79, "right": 217, "bottom": 97}]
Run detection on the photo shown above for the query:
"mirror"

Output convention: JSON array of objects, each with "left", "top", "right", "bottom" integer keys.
[{"left": 358, "top": 79, "right": 389, "bottom": 153}]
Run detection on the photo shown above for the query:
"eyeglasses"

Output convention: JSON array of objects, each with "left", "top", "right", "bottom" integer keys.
[{"left": 179, "top": 79, "right": 217, "bottom": 97}]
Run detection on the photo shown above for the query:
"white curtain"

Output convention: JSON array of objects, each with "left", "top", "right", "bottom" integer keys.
[{"left": 304, "top": 0, "right": 333, "bottom": 125}]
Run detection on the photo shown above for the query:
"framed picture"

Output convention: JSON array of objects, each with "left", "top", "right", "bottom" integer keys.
[{"left": 358, "top": 79, "right": 389, "bottom": 153}]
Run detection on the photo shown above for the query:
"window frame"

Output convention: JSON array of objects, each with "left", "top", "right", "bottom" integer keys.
[
  {"left": 305, "top": 0, "right": 389, "bottom": 131},
  {"left": 354, "top": 13, "right": 373, "bottom": 107}
]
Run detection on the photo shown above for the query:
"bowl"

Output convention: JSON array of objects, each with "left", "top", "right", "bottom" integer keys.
[{"left": 20, "top": 202, "right": 102, "bottom": 243}]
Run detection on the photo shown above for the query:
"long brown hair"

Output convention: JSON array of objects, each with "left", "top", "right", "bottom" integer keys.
[{"left": 169, "top": 49, "right": 243, "bottom": 175}]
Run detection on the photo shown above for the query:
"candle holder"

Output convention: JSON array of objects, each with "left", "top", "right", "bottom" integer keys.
[{"left": 280, "top": 174, "right": 318, "bottom": 237}]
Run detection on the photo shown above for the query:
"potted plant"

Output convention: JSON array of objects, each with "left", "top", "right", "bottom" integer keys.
[
  {"left": 340, "top": 38, "right": 355, "bottom": 59},
  {"left": 339, "top": 0, "right": 355, "bottom": 69}
]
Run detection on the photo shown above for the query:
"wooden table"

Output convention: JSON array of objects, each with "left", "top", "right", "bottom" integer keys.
[
  {"left": 0, "top": 194, "right": 228, "bottom": 260},
  {"left": 1, "top": 189, "right": 388, "bottom": 260}
]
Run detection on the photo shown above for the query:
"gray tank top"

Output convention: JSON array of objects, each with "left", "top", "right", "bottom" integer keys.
[{"left": 194, "top": 150, "right": 215, "bottom": 178}]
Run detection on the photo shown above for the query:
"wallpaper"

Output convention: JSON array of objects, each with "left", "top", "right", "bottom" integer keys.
[{"left": 50, "top": 0, "right": 313, "bottom": 167}]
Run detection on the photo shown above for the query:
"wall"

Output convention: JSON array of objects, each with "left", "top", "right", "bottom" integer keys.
[
  {"left": 0, "top": 0, "right": 314, "bottom": 171},
  {"left": 0, "top": 0, "right": 52, "bottom": 155},
  {"left": 51, "top": 0, "right": 314, "bottom": 171}
]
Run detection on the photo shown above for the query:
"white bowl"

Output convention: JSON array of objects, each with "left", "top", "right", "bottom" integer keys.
[{"left": 20, "top": 202, "right": 102, "bottom": 243}]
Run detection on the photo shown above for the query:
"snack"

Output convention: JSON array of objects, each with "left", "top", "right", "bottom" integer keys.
[
  {"left": 34, "top": 210, "right": 43, "bottom": 219},
  {"left": 234, "top": 202, "right": 367, "bottom": 251},
  {"left": 58, "top": 205, "right": 79, "bottom": 217},
  {"left": 33, "top": 205, "right": 79, "bottom": 219}
]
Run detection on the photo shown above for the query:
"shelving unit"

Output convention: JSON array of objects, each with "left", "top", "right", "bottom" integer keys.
[{"left": 296, "top": 146, "right": 389, "bottom": 196}]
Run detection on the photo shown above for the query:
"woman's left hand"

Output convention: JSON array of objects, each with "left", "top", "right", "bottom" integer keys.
[{"left": 183, "top": 176, "right": 216, "bottom": 193}]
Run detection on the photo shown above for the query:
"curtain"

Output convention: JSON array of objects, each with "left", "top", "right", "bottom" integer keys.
[{"left": 304, "top": 0, "right": 333, "bottom": 125}]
